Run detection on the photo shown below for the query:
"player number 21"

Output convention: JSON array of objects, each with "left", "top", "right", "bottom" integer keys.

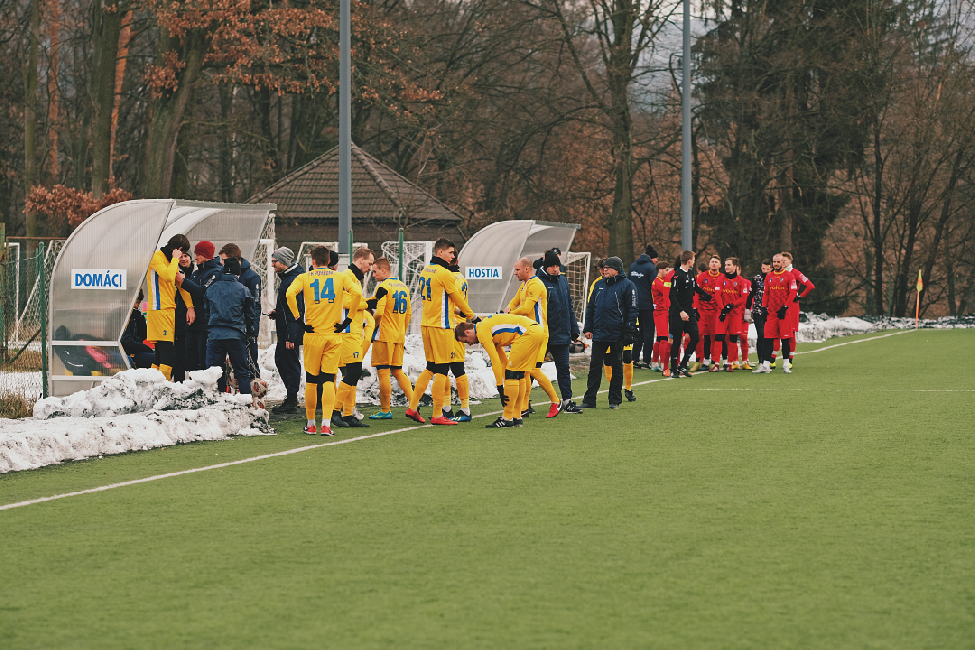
[
  {"left": 417, "top": 277, "right": 432, "bottom": 302},
  {"left": 310, "top": 277, "right": 335, "bottom": 304}
]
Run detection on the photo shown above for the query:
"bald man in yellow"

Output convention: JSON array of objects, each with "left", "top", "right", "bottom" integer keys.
[
  {"left": 505, "top": 257, "right": 561, "bottom": 418},
  {"left": 287, "top": 245, "right": 360, "bottom": 437},
  {"left": 405, "top": 238, "right": 476, "bottom": 426},
  {"left": 454, "top": 315, "right": 545, "bottom": 428}
]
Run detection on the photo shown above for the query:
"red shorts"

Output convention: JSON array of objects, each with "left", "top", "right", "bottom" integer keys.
[
  {"left": 788, "top": 303, "right": 801, "bottom": 331},
  {"left": 698, "top": 310, "right": 718, "bottom": 336},
  {"left": 653, "top": 311, "right": 669, "bottom": 338},
  {"left": 715, "top": 310, "right": 742, "bottom": 336},
  {"left": 764, "top": 314, "right": 794, "bottom": 339}
]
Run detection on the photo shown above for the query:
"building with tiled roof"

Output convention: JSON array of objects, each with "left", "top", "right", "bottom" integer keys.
[{"left": 249, "top": 145, "right": 467, "bottom": 252}]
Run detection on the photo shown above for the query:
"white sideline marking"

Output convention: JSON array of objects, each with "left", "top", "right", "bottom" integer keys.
[
  {"left": 0, "top": 329, "right": 928, "bottom": 512},
  {"left": 1, "top": 380, "right": 666, "bottom": 512}
]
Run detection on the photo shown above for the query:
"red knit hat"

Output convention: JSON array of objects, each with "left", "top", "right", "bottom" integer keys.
[{"left": 194, "top": 241, "right": 215, "bottom": 259}]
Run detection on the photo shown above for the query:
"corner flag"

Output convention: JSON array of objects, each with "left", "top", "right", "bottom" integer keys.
[{"left": 916, "top": 270, "right": 924, "bottom": 293}]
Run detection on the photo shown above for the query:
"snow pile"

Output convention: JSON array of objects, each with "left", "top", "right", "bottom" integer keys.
[
  {"left": 1, "top": 367, "right": 270, "bottom": 474},
  {"left": 795, "top": 314, "right": 878, "bottom": 343},
  {"left": 258, "top": 334, "right": 515, "bottom": 407}
]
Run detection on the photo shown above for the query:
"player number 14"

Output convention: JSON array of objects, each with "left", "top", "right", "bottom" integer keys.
[{"left": 310, "top": 277, "right": 336, "bottom": 304}]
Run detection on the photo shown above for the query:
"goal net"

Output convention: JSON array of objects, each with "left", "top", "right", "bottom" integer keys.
[{"left": 564, "top": 251, "right": 591, "bottom": 326}]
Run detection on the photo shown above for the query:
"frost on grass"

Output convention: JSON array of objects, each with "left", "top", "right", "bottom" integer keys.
[{"left": 0, "top": 367, "right": 271, "bottom": 474}]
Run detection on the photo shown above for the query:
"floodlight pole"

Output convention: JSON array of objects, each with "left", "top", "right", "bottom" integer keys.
[
  {"left": 338, "top": 0, "right": 352, "bottom": 255},
  {"left": 681, "top": 0, "right": 692, "bottom": 251}
]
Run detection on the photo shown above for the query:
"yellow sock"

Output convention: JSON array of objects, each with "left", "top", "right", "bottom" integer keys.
[
  {"left": 159, "top": 364, "right": 173, "bottom": 381},
  {"left": 520, "top": 377, "right": 532, "bottom": 412},
  {"left": 378, "top": 368, "right": 392, "bottom": 411},
  {"left": 503, "top": 378, "right": 522, "bottom": 420},
  {"left": 432, "top": 374, "right": 448, "bottom": 416},
  {"left": 442, "top": 376, "right": 452, "bottom": 411},
  {"left": 604, "top": 365, "right": 612, "bottom": 383},
  {"left": 529, "top": 368, "right": 559, "bottom": 404},
  {"left": 319, "top": 381, "right": 336, "bottom": 420},
  {"left": 305, "top": 376, "right": 319, "bottom": 420},
  {"left": 410, "top": 369, "right": 434, "bottom": 410},
  {"left": 456, "top": 375, "right": 470, "bottom": 410},
  {"left": 393, "top": 369, "right": 414, "bottom": 404},
  {"left": 624, "top": 362, "right": 633, "bottom": 390},
  {"left": 341, "top": 383, "right": 357, "bottom": 417}
]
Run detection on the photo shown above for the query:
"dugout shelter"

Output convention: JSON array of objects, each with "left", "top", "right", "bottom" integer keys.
[
  {"left": 458, "top": 220, "right": 582, "bottom": 316},
  {"left": 46, "top": 199, "right": 275, "bottom": 397}
]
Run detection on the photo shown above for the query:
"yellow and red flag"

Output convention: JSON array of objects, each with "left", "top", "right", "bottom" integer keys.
[{"left": 916, "top": 270, "right": 924, "bottom": 292}]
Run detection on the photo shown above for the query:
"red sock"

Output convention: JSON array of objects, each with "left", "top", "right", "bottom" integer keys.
[
  {"left": 661, "top": 342, "right": 670, "bottom": 371},
  {"left": 712, "top": 340, "right": 722, "bottom": 363},
  {"left": 741, "top": 337, "right": 749, "bottom": 361},
  {"left": 729, "top": 344, "right": 739, "bottom": 364},
  {"left": 651, "top": 341, "right": 659, "bottom": 363}
]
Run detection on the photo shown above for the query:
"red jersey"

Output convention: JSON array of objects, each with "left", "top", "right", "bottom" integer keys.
[
  {"left": 695, "top": 270, "right": 723, "bottom": 312},
  {"left": 789, "top": 267, "right": 815, "bottom": 298},
  {"left": 651, "top": 276, "right": 671, "bottom": 313},
  {"left": 716, "top": 274, "right": 749, "bottom": 312},
  {"left": 762, "top": 270, "right": 798, "bottom": 312}
]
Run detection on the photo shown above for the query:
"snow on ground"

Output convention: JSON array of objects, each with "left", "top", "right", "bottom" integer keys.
[{"left": 1, "top": 367, "right": 270, "bottom": 474}]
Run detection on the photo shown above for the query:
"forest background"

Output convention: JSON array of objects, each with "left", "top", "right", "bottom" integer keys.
[{"left": 2, "top": 0, "right": 973, "bottom": 316}]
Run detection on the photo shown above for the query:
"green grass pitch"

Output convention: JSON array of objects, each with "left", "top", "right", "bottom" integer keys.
[{"left": 1, "top": 329, "right": 974, "bottom": 649}]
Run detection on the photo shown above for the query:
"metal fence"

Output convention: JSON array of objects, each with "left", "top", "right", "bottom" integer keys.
[{"left": 1, "top": 242, "right": 61, "bottom": 403}]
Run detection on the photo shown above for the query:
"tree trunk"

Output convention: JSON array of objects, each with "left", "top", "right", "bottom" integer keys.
[
  {"left": 90, "top": 0, "right": 124, "bottom": 199},
  {"left": 142, "top": 29, "right": 208, "bottom": 199},
  {"left": 45, "top": 0, "right": 60, "bottom": 182},
  {"left": 605, "top": 8, "right": 635, "bottom": 268},
  {"left": 872, "top": 120, "right": 884, "bottom": 314},
  {"left": 220, "top": 84, "right": 234, "bottom": 202},
  {"left": 24, "top": 0, "right": 40, "bottom": 245}
]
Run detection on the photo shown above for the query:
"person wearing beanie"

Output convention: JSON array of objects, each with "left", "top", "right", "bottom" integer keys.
[
  {"left": 204, "top": 255, "right": 256, "bottom": 401},
  {"left": 628, "top": 245, "right": 658, "bottom": 368},
  {"left": 146, "top": 233, "right": 195, "bottom": 381},
  {"left": 581, "top": 256, "right": 638, "bottom": 409},
  {"left": 535, "top": 249, "right": 583, "bottom": 413},
  {"left": 267, "top": 247, "right": 305, "bottom": 413},
  {"left": 185, "top": 240, "right": 223, "bottom": 374},
  {"left": 219, "top": 243, "right": 262, "bottom": 376}
]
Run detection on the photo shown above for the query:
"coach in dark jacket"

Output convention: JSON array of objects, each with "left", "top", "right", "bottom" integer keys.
[
  {"left": 582, "top": 257, "right": 638, "bottom": 408},
  {"left": 205, "top": 258, "right": 254, "bottom": 395},
  {"left": 186, "top": 241, "right": 223, "bottom": 373},
  {"left": 267, "top": 247, "right": 305, "bottom": 412},
  {"left": 628, "top": 246, "right": 658, "bottom": 366},
  {"left": 219, "top": 243, "right": 262, "bottom": 375},
  {"left": 535, "top": 250, "right": 581, "bottom": 410}
]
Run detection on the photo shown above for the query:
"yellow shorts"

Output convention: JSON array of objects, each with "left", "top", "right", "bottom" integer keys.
[
  {"left": 535, "top": 335, "right": 549, "bottom": 365},
  {"left": 422, "top": 326, "right": 459, "bottom": 364},
  {"left": 147, "top": 309, "right": 176, "bottom": 343},
  {"left": 453, "top": 337, "right": 466, "bottom": 363},
  {"left": 303, "top": 332, "right": 344, "bottom": 376},
  {"left": 340, "top": 333, "right": 364, "bottom": 366},
  {"left": 508, "top": 326, "right": 545, "bottom": 372},
  {"left": 371, "top": 341, "right": 405, "bottom": 368}
]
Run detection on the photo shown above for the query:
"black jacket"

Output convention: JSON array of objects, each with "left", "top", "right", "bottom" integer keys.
[
  {"left": 121, "top": 309, "right": 153, "bottom": 355},
  {"left": 238, "top": 258, "right": 262, "bottom": 337},
  {"left": 536, "top": 267, "right": 579, "bottom": 345},
  {"left": 206, "top": 274, "right": 255, "bottom": 339},
  {"left": 188, "top": 258, "right": 224, "bottom": 331},
  {"left": 174, "top": 261, "right": 196, "bottom": 336},
  {"left": 584, "top": 274, "right": 638, "bottom": 343},
  {"left": 274, "top": 262, "right": 306, "bottom": 344},
  {"left": 628, "top": 254, "right": 657, "bottom": 310},
  {"left": 669, "top": 266, "right": 711, "bottom": 314}
]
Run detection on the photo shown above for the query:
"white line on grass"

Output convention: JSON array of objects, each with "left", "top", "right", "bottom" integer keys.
[{"left": 0, "top": 329, "right": 923, "bottom": 512}]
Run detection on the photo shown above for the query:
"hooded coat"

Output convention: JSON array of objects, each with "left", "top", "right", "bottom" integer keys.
[
  {"left": 535, "top": 267, "right": 579, "bottom": 345},
  {"left": 584, "top": 274, "right": 638, "bottom": 343}
]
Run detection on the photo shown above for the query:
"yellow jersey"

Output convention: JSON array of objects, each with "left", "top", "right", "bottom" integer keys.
[
  {"left": 450, "top": 271, "right": 469, "bottom": 327},
  {"left": 147, "top": 249, "right": 193, "bottom": 312},
  {"left": 286, "top": 267, "right": 358, "bottom": 333},
  {"left": 417, "top": 260, "right": 474, "bottom": 329},
  {"left": 341, "top": 268, "right": 366, "bottom": 337},
  {"left": 373, "top": 277, "right": 412, "bottom": 342},
  {"left": 474, "top": 314, "right": 539, "bottom": 384},
  {"left": 508, "top": 276, "right": 547, "bottom": 332}
]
